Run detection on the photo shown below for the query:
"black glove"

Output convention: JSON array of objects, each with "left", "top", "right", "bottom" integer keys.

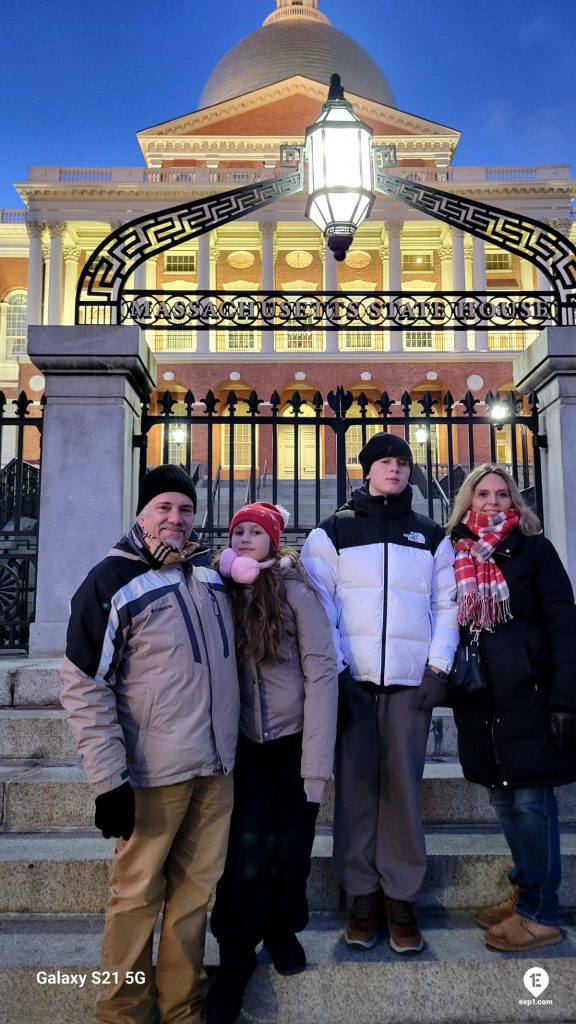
[
  {"left": 95, "top": 782, "right": 135, "bottom": 840},
  {"left": 411, "top": 666, "right": 449, "bottom": 711},
  {"left": 550, "top": 711, "right": 576, "bottom": 751}
]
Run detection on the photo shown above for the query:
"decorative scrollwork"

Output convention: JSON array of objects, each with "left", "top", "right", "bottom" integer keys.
[
  {"left": 75, "top": 167, "right": 304, "bottom": 322},
  {"left": 0, "top": 562, "right": 23, "bottom": 615},
  {"left": 374, "top": 171, "right": 576, "bottom": 319}
]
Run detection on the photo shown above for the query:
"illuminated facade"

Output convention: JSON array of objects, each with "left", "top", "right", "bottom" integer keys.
[{"left": 0, "top": 0, "right": 574, "bottom": 474}]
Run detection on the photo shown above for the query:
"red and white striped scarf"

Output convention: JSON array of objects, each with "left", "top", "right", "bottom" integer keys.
[{"left": 454, "top": 509, "right": 519, "bottom": 630}]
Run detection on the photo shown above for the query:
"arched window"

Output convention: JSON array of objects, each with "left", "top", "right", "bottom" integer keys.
[{"left": 5, "top": 290, "right": 27, "bottom": 358}]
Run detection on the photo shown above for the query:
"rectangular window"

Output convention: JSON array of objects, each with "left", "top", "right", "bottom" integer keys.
[
  {"left": 165, "top": 254, "right": 196, "bottom": 273},
  {"left": 404, "top": 331, "right": 435, "bottom": 349},
  {"left": 342, "top": 332, "right": 374, "bottom": 350},
  {"left": 402, "top": 254, "right": 433, "bottom": 272},
  {"left": 283, "top": 330, "right": 315, "bottom": 350},
  {"left": 222, "top": 422, "right": 253, "bottom": 468},
  {"left": 228, "top": 331, "right": 256, "bottom": 350},
  {"left": 486, "top": 251, "right": 512, "bottom": 271}
]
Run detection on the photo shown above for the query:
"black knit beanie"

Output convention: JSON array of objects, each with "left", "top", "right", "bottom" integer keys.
[
  {"left": 358, "top": 433, "right": 414, "bottom": 478},
  {"left": 137, "top": 465, "right": 197, "bottom": 514}
]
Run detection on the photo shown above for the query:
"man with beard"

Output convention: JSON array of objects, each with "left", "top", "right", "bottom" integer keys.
[{"left": 61, "top": 465, "right": 239, "bottom": 1024}]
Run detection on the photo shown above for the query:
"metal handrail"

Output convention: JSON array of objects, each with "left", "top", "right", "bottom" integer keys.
[{"left": 201, "top": 464, "right": 221, "bottom": 537}]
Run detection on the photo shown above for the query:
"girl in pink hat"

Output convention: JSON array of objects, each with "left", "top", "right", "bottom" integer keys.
[{"left": 207, "top": 502, "right": 338, "bottom": 1024}]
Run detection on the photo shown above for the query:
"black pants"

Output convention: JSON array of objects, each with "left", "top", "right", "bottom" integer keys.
[{"left": 210, "top": 732, "right": 319, "bottom": 952}]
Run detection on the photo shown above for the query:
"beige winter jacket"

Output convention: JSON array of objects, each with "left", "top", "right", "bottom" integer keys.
[
  {"left": 60, "top": 530, "right": 240, "bottom": 795},
  {"left": 238, "top": 563, "right": 338, "bottom": 782}
]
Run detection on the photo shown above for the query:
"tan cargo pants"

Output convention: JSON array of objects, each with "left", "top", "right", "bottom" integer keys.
[{"left": 95, "top": 774, "right": 233, "bottom": 1024}]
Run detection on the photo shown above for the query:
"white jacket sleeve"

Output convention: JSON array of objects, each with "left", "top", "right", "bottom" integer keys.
[
  {"left": 300, "top": 527, "right": 346, "bottom": 673},
  {"left": 427, "top": 535, "right": 459, "bottom": 672}
]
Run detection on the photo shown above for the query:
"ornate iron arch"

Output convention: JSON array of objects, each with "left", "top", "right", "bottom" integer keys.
[{"left": 75, "top": 154, "right": 576, "bottom": 327}]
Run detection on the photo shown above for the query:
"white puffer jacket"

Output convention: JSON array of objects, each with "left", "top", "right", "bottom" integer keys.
[{"left": 300, "top": 485, "right": 458, "bottom": 687}]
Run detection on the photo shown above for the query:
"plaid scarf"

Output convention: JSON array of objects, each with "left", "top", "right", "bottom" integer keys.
[
  {"left": 131, "top": 524, "right": 200, "bottom": 566},
  {"left": 454, "top": 508, "right": 519, "bottom": 630}
]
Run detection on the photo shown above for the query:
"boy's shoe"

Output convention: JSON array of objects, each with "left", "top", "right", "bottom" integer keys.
[
  {"left": 383, "top": 895, "right": 424, "bottom": 953},
  {"left": 484, "top": 913, "right": 562, "bottom": 952},
  {"left": 476, "top": 886, "right": 519, "bottom": 929},
  {"left": 344, "top": 891, "right": 380, "bottom": 949}
]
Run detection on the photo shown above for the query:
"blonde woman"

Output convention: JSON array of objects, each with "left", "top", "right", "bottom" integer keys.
[{"left": 447, "top": 464, "right": 576, "bottom": 952}]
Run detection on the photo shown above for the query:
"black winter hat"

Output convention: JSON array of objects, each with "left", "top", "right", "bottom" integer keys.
[
  {"left": 137, "top": 465, "right": 197, "bottom": 514},
  {"left": 358, "top": 433, "right": 414, "bottom": 477}
]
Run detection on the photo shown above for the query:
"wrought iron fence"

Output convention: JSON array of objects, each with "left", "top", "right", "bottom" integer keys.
[
  {"left": 136, "top": 385, "right": 544, "bottom": 550},
  {"left": 0, "top": 392, "right": 44, "bottom": 653}
]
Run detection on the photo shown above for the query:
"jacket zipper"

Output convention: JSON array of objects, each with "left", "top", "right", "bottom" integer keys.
[
  {"left": 184, "top": 570, "right": 224, "bottom": 775},
  {"left": 380, "top": 497, "right": 389, "bottom": 686},
  {"left": 208, "top": 586, "right": 230, "bottom": 658}
]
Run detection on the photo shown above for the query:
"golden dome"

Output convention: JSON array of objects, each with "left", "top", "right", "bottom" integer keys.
[{"left": 198, "top": 1, "right": 395, "bottom": 109}]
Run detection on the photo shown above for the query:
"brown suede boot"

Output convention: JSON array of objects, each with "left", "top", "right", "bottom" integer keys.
[
  {"left": 485, "top": 913, "right": 562, "bottom": 952},
  {"left": 475, "top": 885, "right": 518, "bottom": 929}
]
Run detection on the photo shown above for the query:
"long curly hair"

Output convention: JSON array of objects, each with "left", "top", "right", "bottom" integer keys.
[{"left": 214, "top": 545, "right": 300, "bottom": 666}]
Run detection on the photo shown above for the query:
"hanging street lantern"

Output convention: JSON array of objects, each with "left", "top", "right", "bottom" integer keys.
[{"left": 305, "top": 73, "right": 375, "bottom": 262}]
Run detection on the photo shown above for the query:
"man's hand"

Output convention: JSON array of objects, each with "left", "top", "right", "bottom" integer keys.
[
  {"left": 95, "top": 782, "right": 135, "bottom": 840},
  {"left": 550, "top": 711, "right": 576, "bottom": 751}
]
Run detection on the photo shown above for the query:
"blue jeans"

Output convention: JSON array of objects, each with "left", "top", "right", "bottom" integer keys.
[{"left": 489, "top": 786, "right": 561, "bottom": 926}]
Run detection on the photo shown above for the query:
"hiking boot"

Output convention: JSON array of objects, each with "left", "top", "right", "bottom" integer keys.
[
  {"left": 344, "top": 891, "right": 380, "bottom": 949},
  {"left": 206, "top": 950, "right": 257, "bottom": 1024},
  {"left": 384, "top": 895, "right": 424, "bottom": 954},
  {"left": 485, "top": 913, "right": 562, "bottom": 953},
  {"left": 476, "top": 886, "right": 518, "bottom": 929},
  {"left": 264, "top": 933, "right": 306, "bottom": 975}
]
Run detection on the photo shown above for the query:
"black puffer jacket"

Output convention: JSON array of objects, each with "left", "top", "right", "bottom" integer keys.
[{"left": 450, "top": 524, "right": 576, "bottom": 789}]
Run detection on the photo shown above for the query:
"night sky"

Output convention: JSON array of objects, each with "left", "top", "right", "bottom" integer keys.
[{"left": 1, "top": 0, "right": 575, "bottom": 208}]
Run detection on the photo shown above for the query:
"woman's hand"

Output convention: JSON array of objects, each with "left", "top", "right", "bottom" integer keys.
[{"left": 550, "top": 711, "right": 576, "bottom": 750}]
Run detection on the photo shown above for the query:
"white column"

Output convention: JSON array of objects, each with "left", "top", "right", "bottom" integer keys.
[
  {"left": 196, "top": 233, "right": 210, "bottom": 353},
  {"left": 260, "top": 221, "right": 276, "bottom": 353},
  {"left": 42, "top": 236, "right": 51, "bottom": 325},
  {"left": 451, "top": 228, "right": 468, "bottom": 352},
  {"left": 62, "top": 243, "right": 80, "bottom": 325},
  {"left": 439, "top": 241, "right": 455, "bottom": 352},
  {"left": 323, "top": 242, "right": 339, "bottom": 353},
  {"left": 26, "top": 220, "right": 44, "bottom": 327},
  {"left": 472, "top": 235, "right": 488, "bottom": 352},
  {"left": 145, "top": 255, "right": 158, "bottom": 291},
  {"left": 47, "top": 222, "right": 66, "bottom": 324},
  {"left": 520, "top": 258, "right": 534, "bottom": 291},
  {"left": 387, "top": 222, "right": 403, "bottom": 353},
  {"left": 209, "top": 238, "right": 219, "bottom": 353},
  {"left": 379, "top": 237, "right": 390, "bottom": 351}
]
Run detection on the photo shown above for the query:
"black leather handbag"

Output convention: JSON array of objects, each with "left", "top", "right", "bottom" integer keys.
[{"left": 449, "top": 632, "right": 486, "bottom": 693}]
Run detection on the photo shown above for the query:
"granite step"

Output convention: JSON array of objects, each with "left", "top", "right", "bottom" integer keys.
[
  {"left": 2, "top": 761, "right": 576, "bottom": 831},
  {"left": 0, "top": 707, "right": 460, "bottom": 762},
  {"left": 1, "top": 829, "right": 575, "bottom": 916},
  {"left": 0, "top": 910, "right": 574, "bottom": 1024}
]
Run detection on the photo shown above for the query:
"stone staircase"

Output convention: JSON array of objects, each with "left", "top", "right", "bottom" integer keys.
[{"left": 1, "top": 661, "right": 575, "bottom": 1024}]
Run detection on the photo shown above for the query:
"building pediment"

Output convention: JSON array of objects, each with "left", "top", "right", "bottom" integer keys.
[{"left": 137, "top": 76, "right": 460, "bottom": 164}]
